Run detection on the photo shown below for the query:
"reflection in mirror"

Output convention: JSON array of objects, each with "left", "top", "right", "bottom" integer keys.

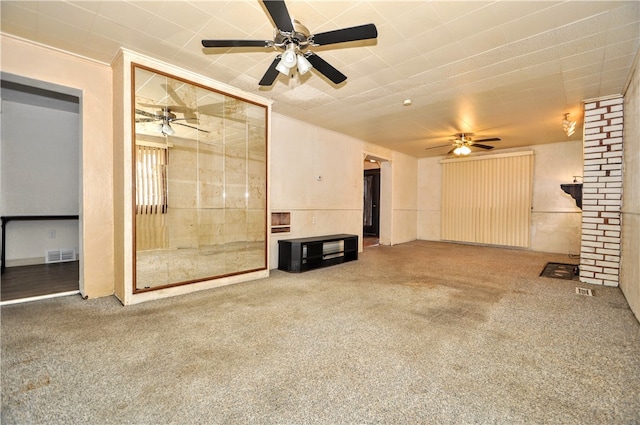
[{"left": 133, "top": 64, "right": 267, "bottom": 292}]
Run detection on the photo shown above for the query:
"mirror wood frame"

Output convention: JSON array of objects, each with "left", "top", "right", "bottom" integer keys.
[{"left": 131, "top": 63, "right": 268, "bottom": 294}]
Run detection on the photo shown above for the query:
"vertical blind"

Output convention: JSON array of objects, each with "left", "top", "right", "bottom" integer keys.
[
  {"left": 135, "top": 144, "right": 168, "bottom": 250},
  {"left": 135, "top": 145, "right": 168, "bottom": 214},
  {"left": 441, "top": 151, "right": 534, "bottom": 248}
]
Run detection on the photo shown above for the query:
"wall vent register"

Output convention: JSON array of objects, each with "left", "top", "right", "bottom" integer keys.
[{"left": 46, "top": 249, "right": 76, "bottom": 264}]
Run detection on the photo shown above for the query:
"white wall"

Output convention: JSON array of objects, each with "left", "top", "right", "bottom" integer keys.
[
  {"left": 530, "top": 141, "right": 583, "bottom": 254},
  {"left": 269, "top": 113, "right": 363, "bottom": 269},
  {"left": 621, "top": 52, "right": 640, "bottom": 321},
  {"left": 417, "top": 156, "right": 441, "bottom": 241},
  {"left": 269, "top": 113, "right": 418, "bottom": 269},
  {"left": 391, "top": 151, "right": 418, "bottom": 244},
  {"left": 417, "top": 141, "right": 583, "bottom": 255}
]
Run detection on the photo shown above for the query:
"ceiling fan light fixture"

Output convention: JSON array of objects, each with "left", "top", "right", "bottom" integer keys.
[
  {"left": 276, "top": 44, "right": 299, "bottom": 76},
  {"left": 297, "top": 54, "right": 313, "bottom": 75},
  {"left": 281, "top": 44, "right": 298, "bottom": 69},
  {"left": 162, "top": 122, "right": 175, "bottom": 136},
  {"left": 454, "top": 145, "right": 471, "bottom": 156},
  {"left": 276, "top": 60, "right": 291, "bottom": 76}
]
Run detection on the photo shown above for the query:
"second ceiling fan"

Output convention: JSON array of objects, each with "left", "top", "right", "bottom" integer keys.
[
  {"left": 426, "top": 133, "right": 501, "bottom": 156},
  {"left": 201, "top": 0, "right": 378, "bottom": 86}
]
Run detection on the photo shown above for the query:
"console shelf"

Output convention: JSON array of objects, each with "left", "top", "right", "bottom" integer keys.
[{"left": 277, "top": 234, "right": 358, "bottom": 273}]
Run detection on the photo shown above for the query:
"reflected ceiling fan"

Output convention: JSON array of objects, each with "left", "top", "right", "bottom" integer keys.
[
  {"left": 139, "top": 84, "right": 199, "bottom": 124},
  {"left": 138, "top": 85, "right": 247, "bottom": 125},
  {"left": 201, "top": 0, "right": 378, "bottom": 86},
  {"left": 425, "top": 133, "right": 501, "bottom": 156},
  {"left": 135, "top": 108, "right": 210, "bottom": 136}
]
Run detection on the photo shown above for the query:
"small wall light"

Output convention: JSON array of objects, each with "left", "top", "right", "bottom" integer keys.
[{"left": 563, "top": 113, "right": 576, "bottom": 137}]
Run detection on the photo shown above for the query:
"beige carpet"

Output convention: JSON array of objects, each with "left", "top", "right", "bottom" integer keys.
[{"left": 2, "top": 241, "right": 639, "bottom": 424}]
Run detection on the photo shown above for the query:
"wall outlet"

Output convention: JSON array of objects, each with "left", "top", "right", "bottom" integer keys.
[
  {"left": 312, "top": 217, "right": 317, "bottom": 224},
  {"left": 48, "top": 229, "right": 56, "bottom": 239}
]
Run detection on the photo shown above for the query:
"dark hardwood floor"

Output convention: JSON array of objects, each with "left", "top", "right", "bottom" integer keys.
[
  {"left": 1, "top": 261, "right": 79, "bottom": 302},
  {"left": 363, "top": 236, "right": 379, "bottom": 247}
]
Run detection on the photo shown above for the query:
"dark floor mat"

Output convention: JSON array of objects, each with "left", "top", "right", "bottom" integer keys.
[{"left": 540, "top": 262, "right": 579, "bottom": 280}]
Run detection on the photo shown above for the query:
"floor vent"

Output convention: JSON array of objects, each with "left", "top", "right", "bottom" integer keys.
[
  {"left": 575, "top": 287, "right": 593, "bottom": 296},
  {"left": 46, "top": 249, "right": 76, "bottom": 264}
]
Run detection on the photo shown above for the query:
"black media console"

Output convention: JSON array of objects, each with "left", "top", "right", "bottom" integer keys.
[{"left": 278, "top": 234, "right": 358, "bottom": 273}]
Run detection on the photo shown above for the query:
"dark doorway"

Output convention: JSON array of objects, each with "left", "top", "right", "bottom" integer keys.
[{"left": 363, "top": 168, "right": 380, "bottom": 237}]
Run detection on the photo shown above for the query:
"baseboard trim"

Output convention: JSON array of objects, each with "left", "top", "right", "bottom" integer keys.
[{"left": 5, "top": 257, "right": 45, "bottom": 267}]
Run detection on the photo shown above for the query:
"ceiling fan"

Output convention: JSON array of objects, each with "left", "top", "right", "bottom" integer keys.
[
  {"left": 138, "top": 85, "right": 248, "bottom": 125},
  {"left": 142, "top": 84, "right": 200, "bottom": 124},
  {"left": 425, "top": 133, "right": 501, "bottom": 156},
  {"left": 201, "top": 0, "right": 378, "bottom": 86},
  {"left": 135, "top": 108, "right": 210, "bottom": 136}
]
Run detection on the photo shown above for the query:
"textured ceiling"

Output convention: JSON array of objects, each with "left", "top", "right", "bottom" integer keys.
[{"left": 2, "top": 1, "right": 639, "bottom": 157}]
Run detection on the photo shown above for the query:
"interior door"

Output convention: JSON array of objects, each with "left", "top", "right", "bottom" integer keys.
[{"left": 363, "top": 169, "right": 380, "bottom": 236}]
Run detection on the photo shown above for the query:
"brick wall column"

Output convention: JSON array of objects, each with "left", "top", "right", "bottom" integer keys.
[{"left": 580, "top": 96, "right": 624, "bottom": 286}]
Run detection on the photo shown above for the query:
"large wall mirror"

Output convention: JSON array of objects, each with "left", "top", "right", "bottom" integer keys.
[{"left": 132, "top": 64, "right": 267, "bottom": 292}]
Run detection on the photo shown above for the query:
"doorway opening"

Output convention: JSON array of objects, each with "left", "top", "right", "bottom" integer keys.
[
  {"left": 1, "top": 75, "right": 82, "bottom": 304},
  {"left": 363, "top": 156, "right": 381, "bottom": 248}
]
